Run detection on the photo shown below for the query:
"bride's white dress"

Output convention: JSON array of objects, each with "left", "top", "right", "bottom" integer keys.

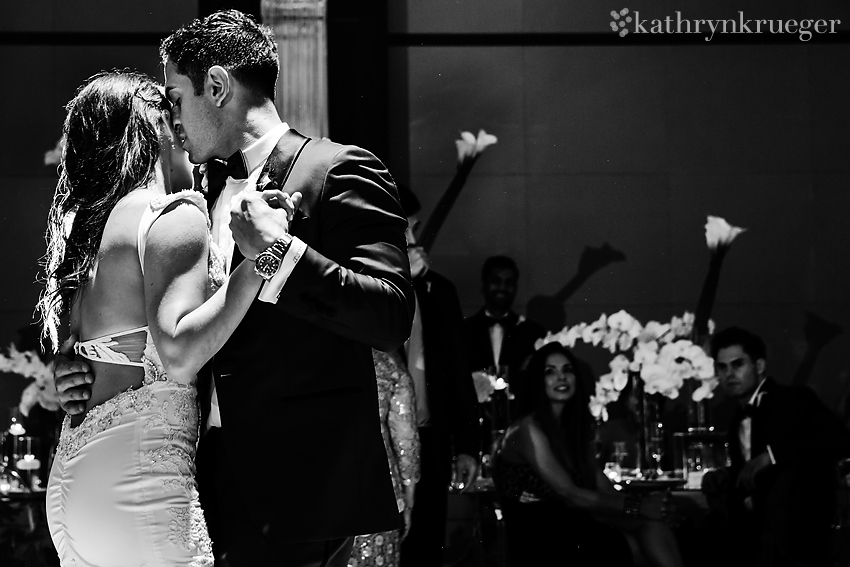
[{"left": 46, "top": 191, "right": 225, "bottom": 567}]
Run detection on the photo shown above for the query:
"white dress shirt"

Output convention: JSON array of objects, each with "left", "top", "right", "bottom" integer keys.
[
  {"left": 206, "top": 122, "right": 308, "bottom": 428},
  {"left": 485, "top": 310, "right": 506, "bottom": 368},
  {"left": 739, "top": 377, "right": 776, "bottom": 464}
]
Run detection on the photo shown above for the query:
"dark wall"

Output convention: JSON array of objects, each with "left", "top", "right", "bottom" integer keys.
[
  {"left": 327, "top": 0, "right": 391, "bottom": 164},
  {"left": 386, "top": 0, "right": 850, "bottom": 426}
]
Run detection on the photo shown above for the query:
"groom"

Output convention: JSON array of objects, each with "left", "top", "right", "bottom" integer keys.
[{"left": 55, "top": 9, "right": 413, "bottom": 567}]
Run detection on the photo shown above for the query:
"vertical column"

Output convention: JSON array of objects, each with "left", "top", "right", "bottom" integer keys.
[{"left": 261, "top": 0, "right": 328, "bottom": 139}]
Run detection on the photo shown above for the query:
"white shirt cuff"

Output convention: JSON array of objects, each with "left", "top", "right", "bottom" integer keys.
[{"left": 258, "top": 236, "right": 307, "bottom": 304}]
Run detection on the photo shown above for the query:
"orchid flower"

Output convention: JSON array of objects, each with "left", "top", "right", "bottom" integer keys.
[
  {"left": 0, "top": 345, "right": 59, "bottom": 416},
  {"left": 455, "top": 129, "right": 498, "bottom": 163}
]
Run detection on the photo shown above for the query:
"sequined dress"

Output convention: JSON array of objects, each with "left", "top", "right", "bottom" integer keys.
[
  {"left": 349, "top": 350, "right": 420, "bottom": 567},
  {"left": 46, "top": 191, "right": 226, "bottom": 567}
]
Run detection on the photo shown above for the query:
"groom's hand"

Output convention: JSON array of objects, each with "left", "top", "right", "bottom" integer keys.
[
  {"left": 54, "top": 334, "right": 93, "bottom": 416},
  {"left": 230, "top": 190, "right": 302, "bottom": 260}
]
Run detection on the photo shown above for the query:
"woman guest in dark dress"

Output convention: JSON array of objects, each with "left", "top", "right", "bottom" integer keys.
[{"left": 492, "top": 342, "right": 684, "bottom": 567}]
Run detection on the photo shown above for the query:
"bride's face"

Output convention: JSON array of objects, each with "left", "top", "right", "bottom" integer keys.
[{"left": 160, "top": 114, "right": 194, "bottom": 192}]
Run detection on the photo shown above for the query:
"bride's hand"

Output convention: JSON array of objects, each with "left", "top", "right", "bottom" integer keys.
[{"left": 260, "top": 190, "right": 302, "bottom": 223}]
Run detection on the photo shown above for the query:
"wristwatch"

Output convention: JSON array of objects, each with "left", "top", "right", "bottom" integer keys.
[{"left": 254, "top": 235, "right": 292, "bottom": 281}]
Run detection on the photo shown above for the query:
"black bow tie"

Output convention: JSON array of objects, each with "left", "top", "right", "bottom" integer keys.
[
  {"left": 203, "top": 150, "right": 250, "bottom": 207},
  {"left": 485, "top": 315, "right": 508, "bottom": 327},
  {"left": 222, "top": 149, "right": 249, "bottom": 180}
]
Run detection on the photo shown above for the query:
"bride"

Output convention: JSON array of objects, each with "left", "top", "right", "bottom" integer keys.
[{"left": 37, "top": 70, "right": 293, "bottom": 567}]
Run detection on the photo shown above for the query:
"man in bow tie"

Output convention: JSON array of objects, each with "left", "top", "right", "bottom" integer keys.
[
  {"left": 701, "top": 326, "right": 850, "bottom": 567},
  {"left": 463, "top": 255, "right": 546, "bottom": 415},
  {"left": 53, "top": 9, "right": 413, "bottom": 567},
  {"left": 395, "top": 183, "right": 480, "bottom": 567}
]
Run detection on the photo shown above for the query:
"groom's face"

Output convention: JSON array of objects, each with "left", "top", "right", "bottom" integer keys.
[{"left": 164, "top": 60, "right": 222, "bottom": 164}]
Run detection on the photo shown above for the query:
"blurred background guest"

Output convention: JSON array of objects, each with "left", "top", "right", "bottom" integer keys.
[
  {"left": 463, "top": 255, "right": 546, "bottom": 472},
  {"left": 492, "top": 342, "right": 684, "bottom": 567},
  {"left": 395, "top": 184, "right": 481, "bottom": 567},
  {"left": 701, "top": 326, "right": 850, "bottom": 567},
  {"left": 464, "top": 255, "right": 546, "bottom": 413},
  {"left": 350, "top": 350, "right": 420, "bottom": 567}
]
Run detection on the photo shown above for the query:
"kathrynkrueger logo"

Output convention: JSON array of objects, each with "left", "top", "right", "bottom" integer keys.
[{"left": 610, "top": 8, "right": 841, "bottom": 41}]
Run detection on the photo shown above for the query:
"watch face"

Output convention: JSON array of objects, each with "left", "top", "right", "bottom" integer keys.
[{"left": 256, "top": 253, "right": 278, "bottom": 277}]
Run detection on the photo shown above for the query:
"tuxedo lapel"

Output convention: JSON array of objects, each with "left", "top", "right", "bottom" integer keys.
[
  {"left": 227, "top": 128, "right": 312, "bottom": 270},
  {"left": 261, "top": 128, "right": 311, "bottom": 195}
]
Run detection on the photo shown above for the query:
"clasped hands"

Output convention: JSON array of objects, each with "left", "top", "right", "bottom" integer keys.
[{"left": 229, "top": 189, "right": 302, "bottom": 260}]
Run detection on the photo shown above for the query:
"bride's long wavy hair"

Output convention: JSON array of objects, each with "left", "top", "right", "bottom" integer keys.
[{"left": 38, "top": 71, "right": 169, "bottom": 351}]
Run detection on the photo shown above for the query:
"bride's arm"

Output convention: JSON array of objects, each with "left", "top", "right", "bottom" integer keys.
[{"left": 143, "top": 200, "right": 263, "bottom": 382}]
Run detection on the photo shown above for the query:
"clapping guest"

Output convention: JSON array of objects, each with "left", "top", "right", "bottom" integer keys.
[
  {"left": 492, "top": 342, "right": 684, "bottom": 567},
  {"left": 701, "top": 327, "right": 850, "bottom": 567},
  {"left": 350, "top": 350, "right": 421, "bottom": 567}
]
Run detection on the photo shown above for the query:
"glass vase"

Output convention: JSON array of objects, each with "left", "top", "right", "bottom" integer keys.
[{"left": 629, "top": 374, "right": 665, "bottom": 477}]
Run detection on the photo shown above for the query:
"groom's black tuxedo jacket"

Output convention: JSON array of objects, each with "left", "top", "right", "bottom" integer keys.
[{"left": 198, "top": 130, "right": 414, "bottom": 546}]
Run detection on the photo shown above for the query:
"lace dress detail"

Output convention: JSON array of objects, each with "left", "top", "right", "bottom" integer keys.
[
  {"left": 46, "top": 190, "right": 219, "bottom": 567},
  {"left": 349, "top": 350, "right": 420, "bottom": 567}
]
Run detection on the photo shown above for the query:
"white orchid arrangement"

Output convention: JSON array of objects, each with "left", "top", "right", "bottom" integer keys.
[
  {"left": 535, "top": 311, "right": 717, "bottom": 422},
  {"left": 455, "top": 129, "right": 498, "bottom": 163},
  {"left": 0, "top": 345, "right": 60, "bottom": 417}
]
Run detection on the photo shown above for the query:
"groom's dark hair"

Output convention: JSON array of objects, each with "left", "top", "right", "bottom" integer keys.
[{"left": 160, "top": 9, "right": 278, "bottom": 101}]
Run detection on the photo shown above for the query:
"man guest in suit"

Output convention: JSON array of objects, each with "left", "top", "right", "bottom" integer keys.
[
  {"left": 463, "top": 255, "right": 546, "bottom": 414},
  {"left": 54, "top": 10, "right": 414, "bottom": 567},
  {"left": 701, "top": 326, "right": 850, "bottom": 567},
  {"left": 395, "top": 184, "right": 481, "bottom": 567}
]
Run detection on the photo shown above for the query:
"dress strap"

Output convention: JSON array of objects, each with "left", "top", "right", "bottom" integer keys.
[
  {"left": 137, "top": 190, "right": 210, "bottom": 275},
  {"left": 74, "top": 327, "right": 149, "bottom": 368},
  {"left": 104, "top": 325, "right": 149, "bottom": 339}
]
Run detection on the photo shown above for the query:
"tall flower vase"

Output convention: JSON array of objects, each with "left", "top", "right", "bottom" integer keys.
[
  {"left": 628, "top": 374, "right": 665, "bottom": 477},
  {"left": 687, "top": 398, "right": 711, "bottom": 432},
  {"left": 684, "top": 376, "right": 713, "bottom": 433}
]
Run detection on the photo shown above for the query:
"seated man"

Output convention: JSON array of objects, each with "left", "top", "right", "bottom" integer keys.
[{"left": 701, "top": 326, "right": 850, "bottom": 567}]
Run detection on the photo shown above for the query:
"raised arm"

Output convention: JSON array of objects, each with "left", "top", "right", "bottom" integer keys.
[{"left": 143, "top": 199, "right": 266, "bottom": 382}]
